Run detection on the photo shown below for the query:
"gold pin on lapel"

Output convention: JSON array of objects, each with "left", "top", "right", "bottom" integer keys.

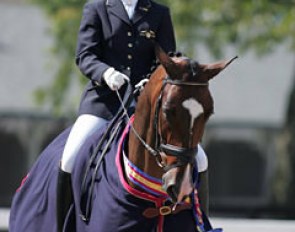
[
  {"left": 139, "top": 7, "right": 149, "bottom": 12},
  {"left": 140, "top": 30, "right": 156, "bottom": 39}
]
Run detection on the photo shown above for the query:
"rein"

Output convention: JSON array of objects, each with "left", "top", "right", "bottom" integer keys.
[{"left": 79, "top": 83, "right": 134, "bottom": 222}]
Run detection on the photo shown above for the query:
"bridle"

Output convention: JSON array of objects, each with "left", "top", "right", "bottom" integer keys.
[
  {"left": 118, "top": 71, "right": 209, "bottom": 173},
  {"left": 152, "top": 76, "right": 208, "bottom": 172}
]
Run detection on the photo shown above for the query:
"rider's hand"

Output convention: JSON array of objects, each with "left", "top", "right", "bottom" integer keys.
[{"left": 103, "top": 68, "right": 130, "bottom": 91}]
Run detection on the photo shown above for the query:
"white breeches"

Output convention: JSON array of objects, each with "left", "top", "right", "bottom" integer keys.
[
  {"left": 61, "top": 114, "right": 208, "bottom": 173},
  {"left": 61, "top": 114, "right": 107, "bottom": 173}
]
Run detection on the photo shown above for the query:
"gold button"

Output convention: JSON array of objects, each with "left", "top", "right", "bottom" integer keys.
[
  {"left": 127, "top": 31, "right": 132, "bottom": 36},
  {"left": 127, "top": 55, "right": 132, "bottom": 60},
  {"left": 128, "top": 43, "right": 133, "bottom": 48}
]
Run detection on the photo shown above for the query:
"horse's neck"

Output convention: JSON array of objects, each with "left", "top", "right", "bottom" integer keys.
[
  {"left": 128, "top": 68, "right": 165, "bottom": 180},
  {"left": 128, "top": 112, "right": 159, "bottom": 176}
]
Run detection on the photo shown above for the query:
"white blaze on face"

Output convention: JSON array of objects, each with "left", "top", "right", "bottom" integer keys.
[
  {"left": 182, "top": 98, "right": 204, "bottom": 130},
  {"left": 176, "top": 99, "right": 203, "bottom": 203}
]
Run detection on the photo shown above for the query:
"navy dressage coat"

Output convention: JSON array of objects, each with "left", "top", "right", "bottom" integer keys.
[{"left": 76, "top": 0, "right": 176, "bottom": 119}]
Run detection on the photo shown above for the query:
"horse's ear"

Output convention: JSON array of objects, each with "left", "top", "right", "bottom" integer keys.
[
  {"left": 201, "top": 56, "right": 238, "bottom": 80},
  {"left": 154, "top": 43, "right": 177, "bottom": 78}
]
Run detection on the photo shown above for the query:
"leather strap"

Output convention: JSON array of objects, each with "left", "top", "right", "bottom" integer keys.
[{"left": 142, "top": 203, "right": 192, "bottom": 218}]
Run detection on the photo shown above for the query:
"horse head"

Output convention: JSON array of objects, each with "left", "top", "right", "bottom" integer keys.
[
  {"left": 129, "top": 44, "right": 237, "bottom": 204},
  {"left": 153, "top": 45, "right": 236, "bottom": 203}
]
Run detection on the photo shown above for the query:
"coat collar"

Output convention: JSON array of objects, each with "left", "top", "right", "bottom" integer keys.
[
  {"left": 106, "top": 0, "right": 152, "bottom": 25},
  {"left": 132, "top": 0, "right": 152, "bottom": 24}
]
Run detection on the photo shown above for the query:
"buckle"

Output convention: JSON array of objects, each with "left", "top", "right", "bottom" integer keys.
[{"left": 159, "top": 206, "right": 172, "bottom": 216}]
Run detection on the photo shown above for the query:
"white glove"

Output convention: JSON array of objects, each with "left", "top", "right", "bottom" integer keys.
[{"left": 103, "top": 68, "right": 130, "bottom": 91}]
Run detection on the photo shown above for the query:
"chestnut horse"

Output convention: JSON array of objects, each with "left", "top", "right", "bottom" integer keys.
[{"left": 9, "top": 44, "right": 236, "bottom": 232}]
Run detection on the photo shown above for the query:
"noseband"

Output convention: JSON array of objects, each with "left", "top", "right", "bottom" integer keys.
[{"left": 153, "top": 77, "right": 208, "bottom": 172}]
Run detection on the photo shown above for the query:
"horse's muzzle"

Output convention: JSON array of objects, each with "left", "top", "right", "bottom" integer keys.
[{"left": 162, "top": 164, "right": 193, "bottom": 203}]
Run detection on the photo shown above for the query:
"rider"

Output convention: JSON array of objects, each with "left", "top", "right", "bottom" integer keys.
[{"left": 56, "top": 0, "right": 209, "bottom": 231}]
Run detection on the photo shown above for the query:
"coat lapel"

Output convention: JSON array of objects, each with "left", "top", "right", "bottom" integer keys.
[
  {"left": 106, "top": 0, "right": 131, "bottom": 25},
  {"left": 132, "top": 0, "right": 152, "bottom": 24}
]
